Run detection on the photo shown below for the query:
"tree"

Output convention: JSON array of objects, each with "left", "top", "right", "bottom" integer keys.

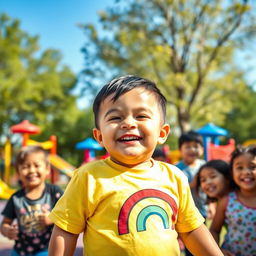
[
  {"left": 0, "top": 13, "right": 79, "bottom": 130},
  {"left": 0, "top": 14, "right": 77, "bottom": 134},
  {"left": 223, "top": 85, "right": 256, "bottom": 144},
  {"left": 80, "top": 0, "right": 255, "bottom": 132},
  {"left": 0, "top": 13, "right": 94, "bottom": 165}
]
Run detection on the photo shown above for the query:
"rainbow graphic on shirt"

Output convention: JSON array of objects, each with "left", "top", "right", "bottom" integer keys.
[{"left": 118, "top": 189, "right": 178, "bottom": 235}]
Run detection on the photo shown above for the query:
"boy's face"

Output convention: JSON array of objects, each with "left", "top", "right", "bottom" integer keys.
[
  {"left": 93, "top": 87, "right": 170, "bottom": 167},
  {"left": 18, "top": 152, "right": 50, "bottom": 190},
  {"left": 180, "top": 141, "right": 203, "bottom": 165}
]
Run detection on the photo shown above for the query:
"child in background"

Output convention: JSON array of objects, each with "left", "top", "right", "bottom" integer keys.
[
  {"left": 196, "top": 159, "right": 232, "bottom": 202},
  {"left": 48, "top": 75, "right": 223, "bottom": 256},
  {"left": 196, "top": 160, "right": 233, "bottom": 219},
  {"left": 175, "top": 131, "right": 206, "bottom": 256},
  {"left": 175, "top": 131, "right": 206, "bottom": 213},
  {"left": 0, "top": 146, "right": 63, "bottom": 256},
  {"left": 210, "top": 146, "right": 256, "bottom": 256}
]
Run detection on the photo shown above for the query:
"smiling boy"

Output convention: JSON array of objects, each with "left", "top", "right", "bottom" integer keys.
[{"left": 48, "top": 75, "right": 223, "bottom": 256}]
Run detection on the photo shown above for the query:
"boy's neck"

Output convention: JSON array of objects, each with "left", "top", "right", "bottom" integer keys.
[
  {"left": 110, "top": 157, "right": 154, "bottom": 169},
  {"left": 25, "top": 183, "right": 46, "bottom": 200}
]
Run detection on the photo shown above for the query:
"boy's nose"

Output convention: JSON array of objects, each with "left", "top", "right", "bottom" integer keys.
[{"left": 120, "top": 117, "right": 136, "bottom": 129}]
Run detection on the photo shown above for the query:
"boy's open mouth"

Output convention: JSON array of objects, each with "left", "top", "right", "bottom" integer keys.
[{"left": 117, "top": 135, "right": 142, "bottom": 142}]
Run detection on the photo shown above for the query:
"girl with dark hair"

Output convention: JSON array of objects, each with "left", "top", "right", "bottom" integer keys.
[{"left": 210, "top": 146, "right": 256, "bottom": 256}]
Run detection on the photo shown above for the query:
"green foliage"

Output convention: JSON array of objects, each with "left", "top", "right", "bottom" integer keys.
[
  {"left": 80, "top": 0, "right": 255, "bottom": 134},
  {"left": 0, "top": 13, "right": 95, "bottom": 166},
  {"left": 0, "top": 14, "right": 76, "bottom": 132},
  {"left": 223, "top": 86, "right": 256, "bottom": 144}
]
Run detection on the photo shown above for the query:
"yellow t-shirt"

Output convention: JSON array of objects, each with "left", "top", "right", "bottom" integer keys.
[{"left": 49, "top": 158, "right": 204, "bottom": 256}]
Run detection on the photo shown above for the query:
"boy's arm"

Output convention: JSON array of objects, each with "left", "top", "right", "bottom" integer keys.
[
  {"left": 179, "top": 224, "right": 224, "bottom": 256},
  {"left": 209, "top": 196, "right": 227, "bottom": 244},
  {"left": 48, "top": 225, "right": 79, "bottom": 256}
]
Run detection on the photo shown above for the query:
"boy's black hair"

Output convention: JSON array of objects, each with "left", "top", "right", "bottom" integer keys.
[
  {"left": 15, "top": 145, "right": 49, "bottom": 171},
  {"left": 178, "top": 130, "right": 203, "bottom": 148},
  {"left": 196, "top": 159, "right": 232, "bottom": 202},
  {"left": 93, "top": 75, "right": 167, "bottom": 128}
]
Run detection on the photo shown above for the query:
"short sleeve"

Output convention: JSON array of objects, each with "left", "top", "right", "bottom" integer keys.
[
  {"left": 175, "top": 174, "right": 204, "bottom": 233},
  {"left": 49, "top": 169, "right": 88, "bottom": 234},
  {"left": 1, "top": 196, "right": 16, "bottom": 220}
]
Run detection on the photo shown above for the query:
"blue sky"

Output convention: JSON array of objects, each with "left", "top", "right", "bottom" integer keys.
[
  {"left": 1, "top": 0, "right": 255, "bottom": 90},
  {"left": 1, "top": 0, "right": 114, "bottom": 74}
]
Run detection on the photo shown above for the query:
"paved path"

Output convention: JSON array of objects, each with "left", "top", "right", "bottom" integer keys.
[{"left": 0, "top": 200, "right": 83, "bottom": 255}]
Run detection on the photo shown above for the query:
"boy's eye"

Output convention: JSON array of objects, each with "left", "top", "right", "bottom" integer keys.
[
  {"left": 108, "top": 116, "right": 121, "bottom": 121},
  {"left": 137, "top": 115, "right": 148, "bottom": 119}
]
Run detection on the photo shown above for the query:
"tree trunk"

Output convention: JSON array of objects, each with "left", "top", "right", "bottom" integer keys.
[{"left": 177, "top": 107, "right": 191, "bottom": 133}]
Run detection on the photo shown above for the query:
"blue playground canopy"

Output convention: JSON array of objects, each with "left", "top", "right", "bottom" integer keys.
[
  {"left": 197, "top": 123, "right": 228, "bottom": 160},
  {"left": 75, "top": 137, "right": 102, "bottom": 150},
  {"left": 197, "top": 123, "right": 228, "bottom": 137}
]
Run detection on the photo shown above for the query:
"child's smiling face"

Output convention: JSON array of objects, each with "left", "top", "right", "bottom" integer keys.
[
  {"left": 93, "top": 87, "right": 170, "bottom": 168},
  {"left": 199, "top": 167, "right": 229, "bottom": 199},
  {"left": 18, "top": 152, "right": 50, "bottom": 190},
  {"left": 232, "top": 153, "right": 256, "bottom": 192},
  {"left": 180, "top": 141, "right": 203, "bottom": 166}
]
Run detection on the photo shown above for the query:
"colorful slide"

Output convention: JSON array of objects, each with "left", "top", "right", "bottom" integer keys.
[
  {"left": 0, "top": 179, "right": 15, "bottom": 200},
  {"left": 49, "top": 155, "right": 75, "bottom": 178}
]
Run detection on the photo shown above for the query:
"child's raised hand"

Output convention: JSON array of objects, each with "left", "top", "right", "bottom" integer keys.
[
  {"left": 3, "top": 223, "right": 19, "bottom": 240},
  {"left": 38, "top": 206, "right": 52, "bottom": 227}
]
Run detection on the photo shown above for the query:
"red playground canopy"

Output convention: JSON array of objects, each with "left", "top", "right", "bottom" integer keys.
[{"left": 10, "top": 120, "right": 41, "bottom": 134}]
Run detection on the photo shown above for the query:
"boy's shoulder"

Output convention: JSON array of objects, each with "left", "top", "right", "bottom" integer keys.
[{"left": 156, "top": 161, "right": 189, "bottom": 181}]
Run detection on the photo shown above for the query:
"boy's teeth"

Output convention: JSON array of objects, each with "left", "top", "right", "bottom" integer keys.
[{"left": 121, "top": 136, "right": 139, "bottom": 141}]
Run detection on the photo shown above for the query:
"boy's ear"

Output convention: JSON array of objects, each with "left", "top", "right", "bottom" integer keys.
[
  {"left": 93, "top": 128, "right": 104, "bottom": 147},
  {"left": 158, "top": 124, "right": 170, "bottom": 145}
]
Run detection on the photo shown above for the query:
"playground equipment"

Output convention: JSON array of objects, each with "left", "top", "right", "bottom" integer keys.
[
  {"left": 197, "top": 123, "right": 235, "bottom": 161},
  {"left": 167, "top": 149, "right": 180, "bottom": 164},
  {"left": 207, "top": 138, "right": 235, "bottom": 162},
  {"left": 0, "top": 179, "right": 15, "bottom": 199},
  {"left": 76, "top": 137, "right": 103, "bottom": 163},
  {"left": 3, "top": 137, "right": 11, "bottom": 184},
  {"left": 243, "top": 139, "right": 256, "bottom": 147},
  {"left": 11, "top": 120, "right": 41, "bottom": 146}
]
